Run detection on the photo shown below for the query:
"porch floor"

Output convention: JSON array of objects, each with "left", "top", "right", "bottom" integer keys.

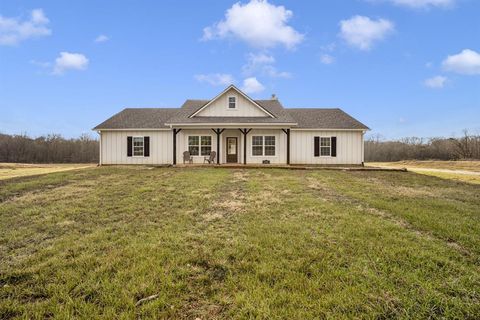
[{"left": 173, "top": 163, "right": 407, "bottom": 171}]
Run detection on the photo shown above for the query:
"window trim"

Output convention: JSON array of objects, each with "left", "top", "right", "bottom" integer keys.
[
  {"left": 318, "top": 136, "right": 332, "bottom": 157},
  {"left": 188, "top": 135, "right": 213, "bottom": 156},
  {"left": 227, "top": 95, "right": 237, "bottom": 110},
  {"left": 132, "top": 136, "right": 145, "bottom": 157},
  {"left": 251, "top": 135, "right": 277, "bottom": 157}
]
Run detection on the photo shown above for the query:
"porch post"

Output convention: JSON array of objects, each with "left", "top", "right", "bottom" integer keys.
[
  {"left": 243, "top": 129, "right": 247, "bottom": 165},
  {"left": 212, "top": 128, "right": 225, "bottom": 164},
  {"left": 239, "top": 128, "right": 252, "bottom": 165},
  {"left": 216, "top": 129, "right": 220, "bottom": 164},
  {"left": 282, "top": 128, "right": 290, "bottom": 165},
  {"left": 286, "top": 129, "right": 290, "bottom": 165},
  {"left": 173, "top": 128, "right": 181, "bottom": 165}
]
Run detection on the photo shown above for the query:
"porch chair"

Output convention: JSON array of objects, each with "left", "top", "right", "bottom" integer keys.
[
  {"left": 183, "top": 151, "right": 193, "bottom": 164},
  {"left": 204, "top": 151, "right": 216, "bottom": 164}
]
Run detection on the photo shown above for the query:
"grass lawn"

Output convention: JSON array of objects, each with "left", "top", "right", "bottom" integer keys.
[
  {"left": 0, "top": 163, "right": 96, "bottom": 180},
  {"left": 1, "top": 167, "right": 479, "bottom": 319}
]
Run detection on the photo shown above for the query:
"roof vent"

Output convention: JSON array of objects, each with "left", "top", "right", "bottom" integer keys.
[{"left": 271, "top": 94, "right": 277, "bottom": 100}]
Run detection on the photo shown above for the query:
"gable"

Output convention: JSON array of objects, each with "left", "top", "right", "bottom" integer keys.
[{"left": 192, "top": 86, "right": 273, "bottom": 118}]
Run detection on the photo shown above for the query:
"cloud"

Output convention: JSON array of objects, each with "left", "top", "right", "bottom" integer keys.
[
  {"left": 242, "top": 52, "right": 291, "bottom": 78},
  {"left": 194, "top": 73, "right": 235, "bottom": 86},
  {"left": 339, "top": 15, "right": 394, "bottom": 50},
  {"left": 241, "top": 77, "right": 265, "bottom": 93},
  {"left": 53, "top": 52, "right": 89, "bottom": 75},
  {"left": 320, "top": 54, "right": 335, "bottom": 64},
  {"left": 94, "top": 34, "right": 109, "bottom": 43},
  {"left": 381, "top": 0, "right": 455, "bottom": 9},
  {"left": 399, "top": 117, "right": 407, "bottom": 124},
  {"left": 442, "top": 49, "right": 480, "bottom": 75},
  {"left": 424, "top": 75, "right": 447, "bottom": 88},
  {"left": 202, "top": 0, "right": 304, "bottom": 49},
  {"left": 30, "top": 59, "right": 51, "bottom": 68},
  {"left": 0, "top": 8, "right": 51, "bottom": 45}
]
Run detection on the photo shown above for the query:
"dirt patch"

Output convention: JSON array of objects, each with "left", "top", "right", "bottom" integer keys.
[
  {"left": 232, "top": 170, "right": 248, "bottom": 182},
  {"left": 203, "top": 171, "right": 248, "bottom": 221}
]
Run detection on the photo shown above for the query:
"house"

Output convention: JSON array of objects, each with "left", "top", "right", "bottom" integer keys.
[{"left": 93, "top": 85, "right": 369, "bottom": 165}]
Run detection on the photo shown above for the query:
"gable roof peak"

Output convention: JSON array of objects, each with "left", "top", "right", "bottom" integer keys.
[{"left": 188, "top": 85, "right": 276, "bottom": 118}]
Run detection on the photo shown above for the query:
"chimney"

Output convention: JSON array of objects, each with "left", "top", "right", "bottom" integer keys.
[{"left": 271, "top": 93, "right": 277, "bottom": 100}]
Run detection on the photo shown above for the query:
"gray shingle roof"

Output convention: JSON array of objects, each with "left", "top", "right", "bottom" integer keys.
[
  {"left": 164, "top": 99, "right": 296, "bottom": 124},
  {"left": 93, "top": 108, "right": 178, "bottom": 129},
  {"left": 93, "top": 102, "right": 369, "bottom": 130},
  {"left": 287, "top": 108, "right": 369, "bottom": 129}
]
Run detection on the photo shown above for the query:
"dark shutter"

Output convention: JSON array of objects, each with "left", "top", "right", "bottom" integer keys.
[
  {"left": 144, "top": 136, "right": 150, "bottom": 157},
  {"left": 127, "top": 136, "right": 132, "bottom": 157},
  {"left": 314, "top": 137, "right": 320, "bottom": 157},
  {"left": 331, "top": 137, "right": 337, "bottom": 157}
]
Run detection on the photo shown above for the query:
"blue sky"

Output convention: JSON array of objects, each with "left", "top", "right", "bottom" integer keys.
[{"left": 1, "top": 0, "right": 479, "bottom": 139}]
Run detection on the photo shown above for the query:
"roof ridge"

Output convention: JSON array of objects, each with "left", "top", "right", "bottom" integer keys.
[{"left": 286, "top": 107, "right": 341, "bottom": 110}]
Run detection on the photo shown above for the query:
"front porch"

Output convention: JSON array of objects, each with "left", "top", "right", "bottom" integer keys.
[{"left": 172, "top": 127, "right": 291, "bottom": 165}]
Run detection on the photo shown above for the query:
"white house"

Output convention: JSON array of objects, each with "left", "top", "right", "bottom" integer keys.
[{"left": 93, "top": 85, "right": 369, "bottom": 165}]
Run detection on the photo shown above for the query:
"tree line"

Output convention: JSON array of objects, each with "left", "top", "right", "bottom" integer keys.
[
  {"left": 1, "top": 131, "right": 479, "bottom": 163},
  {"left": 365, "top": 131, "right": 480, "bottom": 162},
  {"left": 0, "top": 133, "right": 99, "bottom": 163}
]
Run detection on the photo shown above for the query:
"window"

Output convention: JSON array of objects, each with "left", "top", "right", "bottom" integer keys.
[
  {"left": 252, "top": 136, "right": 275, "bottom": 156},
  {"left": 264, "top": 136, "right": 275, "bottom": 156},
  {"left": 228, "top": 96, "right": 236, "bottom": 109},
  {"left": 133, "top": 137, "right": 144, "bottom": 156},
  {"left": 189, "top": 136, "right": 212, "bottom": 156},
  {"left": 252, "top": 136, "right": 263, "bottom": 156},
  {"left": 320, "top": 137, "right": 331, "bottom": 156}
]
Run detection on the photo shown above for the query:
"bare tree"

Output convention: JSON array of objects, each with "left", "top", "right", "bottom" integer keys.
[
  {"left": 365, "top": 130, "right": 480, "bottom": 162},
  {"left": 0, "top": 133, "right": 98, "bottom": 163}
]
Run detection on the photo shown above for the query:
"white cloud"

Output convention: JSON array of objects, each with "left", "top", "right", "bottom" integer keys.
[
  {"left": 320, "top": 54, "right": 335, "bottom": 64},
  {"left": 194, "top": 73, "right": 235, "bottom": 86},
  {"left": 53, "top": 52, "right": 89, "bottom": 75},
  {"left": 384, "top": 0, "right": 455, "bottom": 9},
  {"left": 202, "top": 0, "right": 304, "bottom": 49},
  {"left": 424, "top": 75, "right": 447, "bottom": 88},
  {"left": 339, "top": 15, "right": 394, "bottom": 50},
  {"left": 0, "top": 8, "right": 51, "bottom": 45},
  {"left": 442, "top": 49, "right": 480, "bottom": 75},
  {"left": 30, "top": 59, "right": 51, "bottom": 68},
  {"left": 399, "top": 117, "right": 407, "bottom": 123},
  {"left": 242, "top": 52, "right": 291, "bottom": 78},
  {"left": 94, "top": 34, "right": 109, "bottom": 43},
  {"left": 241, "top": 77, "right": 265, "bottom": 94}
]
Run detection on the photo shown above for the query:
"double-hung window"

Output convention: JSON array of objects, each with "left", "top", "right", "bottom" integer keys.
[
  {"left": 188, "top": 136, "right": 212, "bottom": 156},
  {"left": 252, "top": 136, "right": 275, "bottom": 156},
  {"left": 320, "top": 137, "right": 331, "bottom": 156},
  {"left": 133, "top": 137, "right": 144, "bottom": 156},
  {"left": 228, "top": 96, "right": 236, "bottom": 109}
]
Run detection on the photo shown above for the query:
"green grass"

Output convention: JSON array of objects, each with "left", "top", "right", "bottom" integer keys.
[{"left": 1, "top": 167, "right": 479, "bottom": 319}]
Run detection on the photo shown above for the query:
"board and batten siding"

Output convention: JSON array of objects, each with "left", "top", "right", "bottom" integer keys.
[
  {"left": 290, "top": 130, "right": 364, "bottom": 165},
  {"left": 195, "top": 88, "right": 269, "bottom": 117},
  {"left": 100, "top": 130, "right": 172, "bottom": 165},
  {"left": 246, "top": 129, "right": 287, "bottom": 164},
  {"left": 176, "top": 129, "right": 218, "bottom": 164}
]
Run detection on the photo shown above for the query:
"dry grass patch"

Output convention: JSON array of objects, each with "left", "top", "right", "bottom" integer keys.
[{"left": 0, "top": 163, "right": 96, "bottom": 180}]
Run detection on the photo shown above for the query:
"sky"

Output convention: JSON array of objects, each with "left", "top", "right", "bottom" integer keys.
[{"left": 1, "top": 0, "right": 479, "bottom": 140}]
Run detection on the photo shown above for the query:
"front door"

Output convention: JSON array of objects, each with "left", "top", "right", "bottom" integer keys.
[{"left": 226, "top": 137, "right": 238, "bottom": 163}]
